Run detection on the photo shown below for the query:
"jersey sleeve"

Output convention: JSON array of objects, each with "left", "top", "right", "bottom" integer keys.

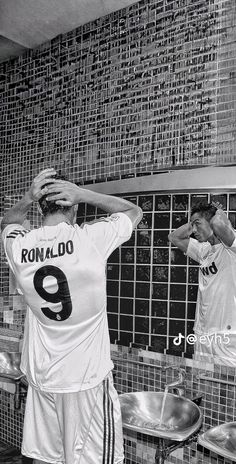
[
  {"left": 1, "top": 223, "right": 30, "bottom": 271},
  {"left": 227, "top": 232, "right": 236, "bottom": 254},
  {"left": 185, "top": 237, "right": 209, "bottom": 264},
  {"left": 81, "top": 212, "right": 133, "bottom": 260}
]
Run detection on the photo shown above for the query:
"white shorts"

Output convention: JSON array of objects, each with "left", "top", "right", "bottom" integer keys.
[{"left": 21, "top": 372, "right": 124, "bottom": 464}]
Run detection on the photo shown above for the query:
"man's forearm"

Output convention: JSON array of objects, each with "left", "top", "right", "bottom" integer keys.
[
  {"left": 79, "top": 188, "right": 143, "bottom": 227},
  {"left": 80, "top": 188, "right": 134, "bottom": 213},
  {"left": 169, "top": 223, "right": 192, "bottom": 242},
  {"left": 210, "top": 210, "right": 235, "bottom": 246},
  {"left": 168, "top": 222, "right": 192, "bottom": 252},
  {"left": 1, "top": 192, "right": 33, "bottom": 231}
]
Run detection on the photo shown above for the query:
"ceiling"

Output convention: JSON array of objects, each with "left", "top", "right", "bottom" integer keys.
[{"left": 0, "top": 0, "right": 138, "bottom": 64}]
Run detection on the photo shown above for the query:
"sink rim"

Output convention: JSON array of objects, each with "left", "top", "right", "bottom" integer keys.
[
  {"left": 0, "top": 372, "right": 25, "bottom": 382},
  {"left": 198, "top": 421, "right": 236, "bottom": 462},
  {"left": 119, "top": 391, "right": 203, "bottom": 441},
  {"left": 0, "top": 352, "right": 24, "bottom": 382}
]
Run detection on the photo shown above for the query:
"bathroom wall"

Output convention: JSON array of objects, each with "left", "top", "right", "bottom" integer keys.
[
  {"left": 113, "top": 347, "right": 236, "bottom": 464},
  {"left": 0, "top": 0, "right": 236, "bottom": 350},
  {"left": 0, "top": 0, "right": 236, "bottom": 191},
  {"left": 1, "top": 0, "right": 236, "bottom": 462},
  {"left": 1, "top": 346, "right": 236, "bottom": 464}
]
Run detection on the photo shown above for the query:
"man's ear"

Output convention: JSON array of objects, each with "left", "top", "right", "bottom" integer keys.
[
  {"left": 37, "top": 202, "right": 43, "bottom": 216},
  {"left": 72, "top": 204, "right": 78, "bottom": 223}
]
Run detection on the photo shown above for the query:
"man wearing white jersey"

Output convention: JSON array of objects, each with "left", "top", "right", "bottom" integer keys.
[
  {"left": 168, "top": 202, "right": 236, "bottom": 366},
  {"left": 1, "top": 168, "right": 143, "bottom": 464}
]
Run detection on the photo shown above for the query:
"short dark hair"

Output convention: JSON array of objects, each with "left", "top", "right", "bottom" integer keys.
[
  {"left": 38, "top": 172, "right": 71, "bottom": 217},
  {"left": 190, "top": 202, "right": 217, "bottom": 221}
]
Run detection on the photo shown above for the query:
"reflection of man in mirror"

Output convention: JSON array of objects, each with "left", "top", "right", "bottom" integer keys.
[{"left": 169, "top": 202, "right": 236, "bottom": 366}]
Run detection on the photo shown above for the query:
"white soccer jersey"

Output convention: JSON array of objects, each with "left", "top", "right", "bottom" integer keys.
[
  {"left": 187, "top": 236, "right": 236, "bottom": 334},
  {"left": 2, "top": 213, "right": 132, "bottom": 392}
]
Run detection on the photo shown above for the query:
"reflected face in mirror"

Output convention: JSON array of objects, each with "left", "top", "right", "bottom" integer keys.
[{"left": 190, "top": 212, "right": 212, "bottom": 242}]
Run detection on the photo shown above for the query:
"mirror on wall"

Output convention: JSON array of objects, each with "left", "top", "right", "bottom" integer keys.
[{"left": 78, "top": 190, "right": 236, "bottom": 367}]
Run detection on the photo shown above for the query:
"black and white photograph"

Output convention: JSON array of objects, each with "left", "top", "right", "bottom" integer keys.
[{"left": 0, "top": 0, "right": 236, "bottom": 463}]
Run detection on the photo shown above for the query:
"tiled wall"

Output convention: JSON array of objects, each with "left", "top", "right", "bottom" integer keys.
[
  {"left": 0, "top": 0, "right": 236, "bottom": 197},
  {"left": 1, "top": 346, "right": 236, "bottom": 464},
  {"left": 1, "top": 0, "right": 236, "bottom": 461},
  {"left": 113, "top": 346, "right": 236, "bottom": 464},
  {"left": 0, "top": 390, "right": 25, "bottom": 450}
]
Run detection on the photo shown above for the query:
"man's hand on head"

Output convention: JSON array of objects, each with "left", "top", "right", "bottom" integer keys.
[
  {"left": 1, "top": 168, "right": 58, "bottom": 230},
  {"left": 210, "top": 201, "right": 229, "bottom": 220},
  {"left": 211, "top": 201, "right": 223, "bottom": 211},
  {"left": 28, "top": 168, "right": 57, "bottom": 202},
  {"left": 210, "top": 201, "right": 231, "bottom": 226},
  {"left": 44, "top": 180, "right": 81, "bottom": 207}
]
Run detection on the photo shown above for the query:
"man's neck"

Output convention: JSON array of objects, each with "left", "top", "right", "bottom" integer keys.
[
  {"left": 42, "top": 213, "right": 72, "bottom": 227},
  {"left": 207, "top": 234, "right": 220, "bottom": 245}
]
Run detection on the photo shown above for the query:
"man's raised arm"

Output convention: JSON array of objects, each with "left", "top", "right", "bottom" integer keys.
[
  {"left": 210, "top": 207, "right": 235, "bottom": 247},
  {"left": 168, "top": 222, "right": 193, "bottom": 253},
  {"left": 45, "top": 180, "right": 143, "bottom": 229},
  {"left": 1, "top": 169, "right": 57, "bottom": 231}
]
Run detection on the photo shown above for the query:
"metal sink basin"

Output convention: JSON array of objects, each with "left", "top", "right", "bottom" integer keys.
[
  {"left": 0, "top": 352, "right": 24, "bottom": 382},
  {"left": 119, "top": 391, "right": 202, "bottom": 441},
  {"left": 198, "top": 422, "right": 236, "bottom": 461}
]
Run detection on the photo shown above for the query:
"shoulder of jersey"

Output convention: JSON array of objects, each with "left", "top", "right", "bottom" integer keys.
[
  {"left": 81, "top": 216, "right": 120, "bottom": 228},
  {"left": 6, "top": 228, "right": 30, "bottom": 239}
]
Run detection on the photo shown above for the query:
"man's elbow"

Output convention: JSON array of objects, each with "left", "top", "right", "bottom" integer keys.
[
  {"left": 126, "top": 206, "right": 142, "bottom": 228},
  {"left": 168, "top": 231, "right": 175, "bottom": 245},
  {"left": 133, "top": 206, "right": 143, "bottom": 227},
  {"left": 137, "top": 206, "right": 143, "bottom": 221},
  {"left": 211, "top": 215, "right": 230, "bottom": 237},
  {"left": 1, "top": 219, "right": 8, "bottom": 233},
  {"left": 1, "top": 216, "right": 22, "bottom": 232},
  {"left": 211, "top": 216, "right": 235, "bottom": 246}
]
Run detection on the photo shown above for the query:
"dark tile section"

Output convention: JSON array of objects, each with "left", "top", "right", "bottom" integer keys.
[
  {"left": 0, "top": 441, "right": 27, "bottom": 463},
  {"left": 78, "top": 191, "right": 236, "bottom": 359}
]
